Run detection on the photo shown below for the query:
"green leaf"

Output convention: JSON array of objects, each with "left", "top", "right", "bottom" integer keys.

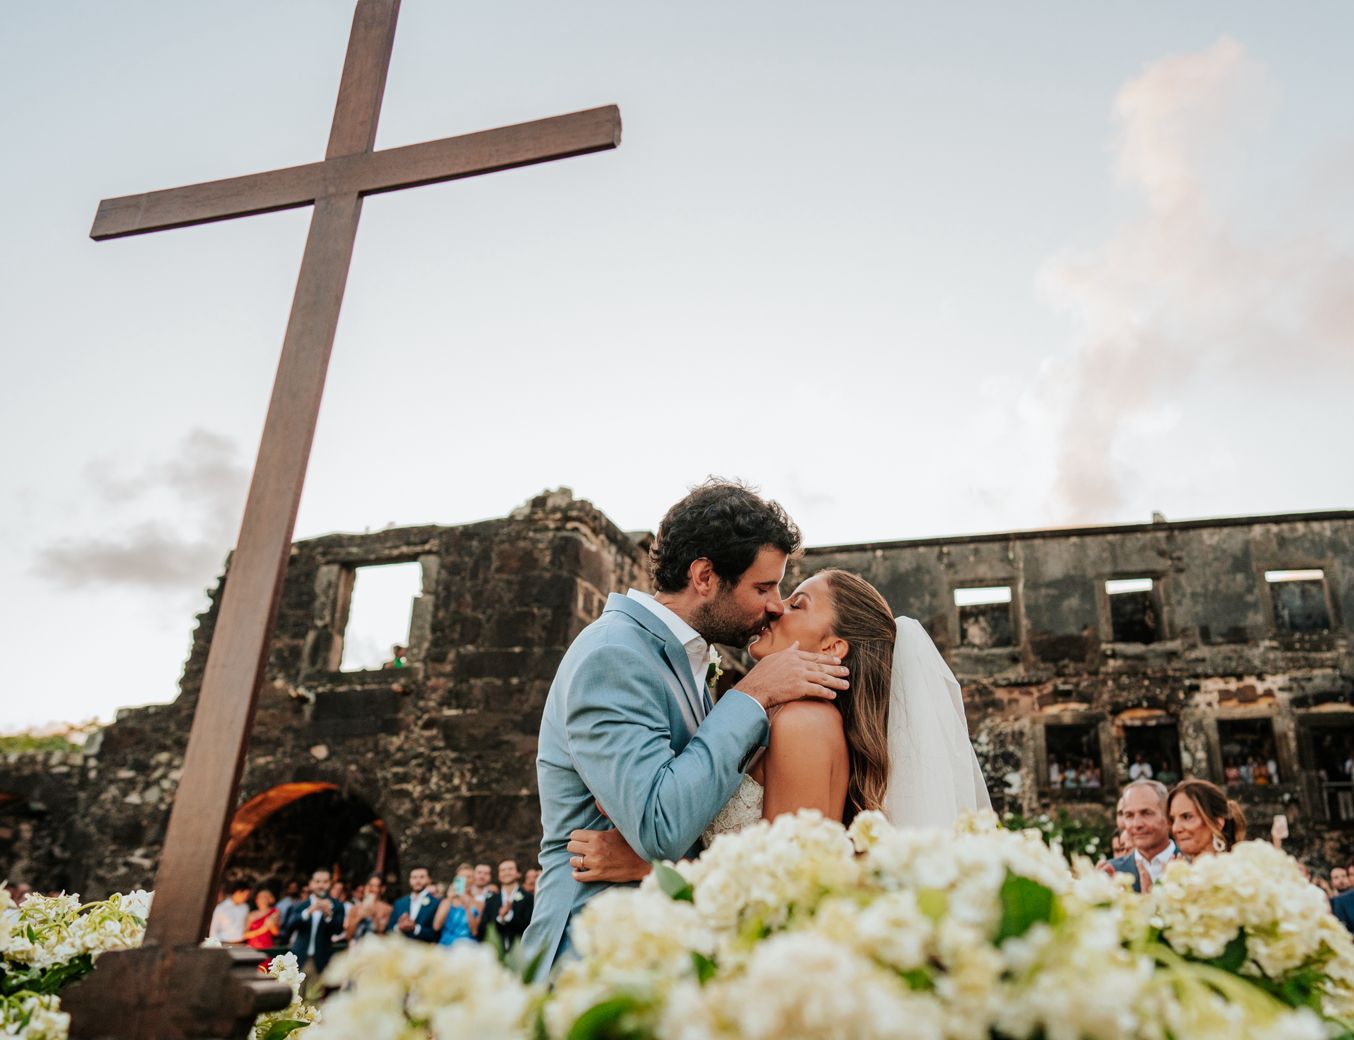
[
  {"left": 483, "top": 922, "right": 505, "bottom": 961},
  {"left": 691, "top": 952, "right": 717, "bottom": 985},
  {"left": 899, "top": 968, "right": 934, "bottom": 991},
  {"left": 259, "top": 1020, "right": 311, "bottom": 1040},
  {"left": 653, "top": 863, "right": 693, "bottom": 903},
  {"left": 506, "top": 941, "right": 548, "bottom": 986},
  {"left": 566, "top": 995, "right": 644, "bottom": 1040},
  {"left": 1207, "top": 932, "right": 1248, "bottom": 975},
  {"left": 995, "top": 873, "right": 1057, "bottom": 944}
]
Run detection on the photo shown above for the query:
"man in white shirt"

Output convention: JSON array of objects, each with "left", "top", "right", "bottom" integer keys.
[
  {"left": 207, "top": 881, "right": 251, "bottom": 943},
  {"left": 1128, "top": 754, "right": 1154, "bottom": 781}
]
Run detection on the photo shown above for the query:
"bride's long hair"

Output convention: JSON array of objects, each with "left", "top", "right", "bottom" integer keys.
[{"left": 819, "top": 569, "right": 895, "bottom": 823}]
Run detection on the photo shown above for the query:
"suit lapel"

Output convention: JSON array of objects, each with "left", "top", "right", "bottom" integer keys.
[{"left": 605, "top": 594, "right": 705, "bottom": 732}]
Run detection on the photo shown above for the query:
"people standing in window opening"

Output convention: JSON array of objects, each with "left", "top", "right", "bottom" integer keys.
[
  {"left": 383, "top": 644, "right": 409, "bottom": 669},
  {"left": 1224, "top": 762, "right": 1242, "bottom": 785},
  {"left": 1129, "top": 754, "right": 1154, "bottom": 781},
  {"left": 1168, "top": 779, "right": 1246, "bottom": 860},
  {"left": 244, "top": 887, "right": 280, "bottom": 951},
  {"left": 1048, "top": 757, "right": 1062, "bottom": 788},
  {"left": 1157, "top": 760, "right": 1180, "bottom": 786},
  {"left": 434, "top": 864, "right": 480, "bottom": 946}
]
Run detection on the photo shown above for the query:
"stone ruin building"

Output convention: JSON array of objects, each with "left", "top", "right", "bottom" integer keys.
[{"left": 2, "top": 491, "right": 1352, "bottom": 897}]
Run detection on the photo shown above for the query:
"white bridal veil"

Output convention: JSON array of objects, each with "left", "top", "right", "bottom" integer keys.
[{"left": 884, "top": 617, "right": 993, "bottom": 828}]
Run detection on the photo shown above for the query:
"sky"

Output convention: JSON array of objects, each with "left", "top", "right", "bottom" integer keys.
[{"left": 3, "top": 2, "right": 1353, "bottom": 730}]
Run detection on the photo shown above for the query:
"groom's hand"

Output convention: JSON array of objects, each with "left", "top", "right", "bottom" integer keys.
[{"left": 735, "top": 642, "right": 848, "bottom": 709}]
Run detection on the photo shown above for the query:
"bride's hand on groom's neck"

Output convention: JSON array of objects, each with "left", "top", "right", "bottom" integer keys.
[{"left": 735, "top": 642, "right": 849, "bottom": 710}]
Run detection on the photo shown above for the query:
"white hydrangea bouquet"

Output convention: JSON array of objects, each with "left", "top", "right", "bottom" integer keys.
[
  {"left": 1, "top": 884, "right": 320, "bottom": 1040},
  {"left": 0, "top": 883, "right": 150, "bottom": 1038},
  {"left": 303, "top": 811, "right": 1354, "bottom": 1040}
]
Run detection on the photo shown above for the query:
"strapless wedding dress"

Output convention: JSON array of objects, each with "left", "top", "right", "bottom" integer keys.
[{"left": 702, "top": 774, "right": 764, "bottom": 846}]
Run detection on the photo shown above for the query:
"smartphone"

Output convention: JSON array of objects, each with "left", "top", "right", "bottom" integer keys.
[
  {"left": 1271, "top": 814, "right": 1289, "bottom": 840},
  {"left": 453, "top": 876, "right": 467, "bottom": 895}
]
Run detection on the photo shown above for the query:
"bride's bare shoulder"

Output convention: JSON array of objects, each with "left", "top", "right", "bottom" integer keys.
[{"left": 769, "top": 700, "right": 846, "bottom": 751}]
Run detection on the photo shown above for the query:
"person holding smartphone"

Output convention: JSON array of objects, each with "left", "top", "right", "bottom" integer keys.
[
  {"left": 344, "top": 874, "right": 392, "bottom": 943},
  {"left": 433, "top": 864, "right": 480, "bottom": 946}
]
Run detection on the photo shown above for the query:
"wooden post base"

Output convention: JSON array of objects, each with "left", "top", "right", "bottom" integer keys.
[{"left": 63, "top": 945, "right": 292, "bottom": 1040}]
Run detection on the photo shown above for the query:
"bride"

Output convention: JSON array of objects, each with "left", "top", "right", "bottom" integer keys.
[{"left": 567, "top": 568, "right": 991, "bottom": 882}]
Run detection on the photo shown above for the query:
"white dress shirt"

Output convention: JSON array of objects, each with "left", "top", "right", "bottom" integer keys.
[
  {"left": 1135, "top": 840, "right": 1177, "bottom": 882},
  {"left": 627, "top": 589, "right": 709, "bottom": 694},
  {"left": 626, "top": 589, "right": 767, "bottom": 730}
]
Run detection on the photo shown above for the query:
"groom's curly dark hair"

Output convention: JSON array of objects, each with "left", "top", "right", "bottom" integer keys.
[{"left": 650, "top": 479, "right": 801, "bottom": 593}]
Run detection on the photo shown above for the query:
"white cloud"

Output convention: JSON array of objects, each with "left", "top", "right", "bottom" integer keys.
[{"left": 1036, "top": 36, "right": 1354, "bottom": 521}]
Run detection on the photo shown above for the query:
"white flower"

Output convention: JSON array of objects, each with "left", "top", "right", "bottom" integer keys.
[
  {"left": 309, "top": 934, "right": 531, "bottom": 1040},
  {"left": 682, "top": 810, "right": 860, "bottom": 944},
  {"left": 0, "top": 992, "right": 70, "bottom": 1040},
  {"left": 1151, "top": 842, "right": 1344, "bottom": 983},
  {"left": 661, "top": 933, "right": 944, "bottom": 1040}
]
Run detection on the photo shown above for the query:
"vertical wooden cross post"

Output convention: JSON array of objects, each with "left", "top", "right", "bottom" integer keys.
[{"left": 62, "top": 3, "right": 619, "bottom": 1037}]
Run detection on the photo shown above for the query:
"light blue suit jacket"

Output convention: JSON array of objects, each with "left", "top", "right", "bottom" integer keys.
[{"left": 522, "top": 593, "right": 770, "bottom": 971}]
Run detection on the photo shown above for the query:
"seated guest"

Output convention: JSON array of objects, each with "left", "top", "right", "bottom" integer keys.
[
  {"left": 209, "top": 881, "right": 252, "bottom": 943},
  {"left": 1103, "top": 779, "right": 1175, "bottom": 892},
  {"left": 434, "top": 866, "right": 480, "bottom": 947},
  {"left": 281, "top": 869, "right": 346, "bottom": 978},
  {"left": 386, "top": 866, "right": 439, "bottom": 942},
  {"left": 1168, "top": 779, "right": 1245, "bottom": 860},
  {"left": 482, "top": 859, "right": 533, "bottom": 952},
  {"left": 244, "top": 887, "right": 281, "bottom": 951},
  {"left": 344, "top": 874, "right": 393, "bottom": 943}
]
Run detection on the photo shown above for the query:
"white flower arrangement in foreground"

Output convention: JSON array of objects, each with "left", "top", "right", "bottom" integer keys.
[
  {"left": 302, "top": 811, "right": 1354, "bottom": 1040},
  {"left": 0, "top": 883, "right": 151, "bottom": 1040},
  {"left": 0, "top": 884, "right": 320, "bottom": 1040},
  {"left": 305, "top": 934, "right": 533, "bottom": 1040}
]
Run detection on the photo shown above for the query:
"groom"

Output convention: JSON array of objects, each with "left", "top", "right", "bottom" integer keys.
[{"left": 522, "top": 481, "right": 850, "bottom": 970}]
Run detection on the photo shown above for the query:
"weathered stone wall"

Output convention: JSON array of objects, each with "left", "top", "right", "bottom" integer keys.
[
  {"left": 4, "top": 502, "right": 1352, "bottom": 898},
  {"left": 788, "top": 511, "right": 1354, "bottom": 868},
  {"left": 0, "top": 490, "right": 648, "bottom": 898}
]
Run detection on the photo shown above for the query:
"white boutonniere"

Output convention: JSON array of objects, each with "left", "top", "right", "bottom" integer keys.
[
  {"left": 511, "top": 889, "right": 523, "bottom": 903},
  {"left": 705, "top": 646, "right": 724, "bottom": 695}
]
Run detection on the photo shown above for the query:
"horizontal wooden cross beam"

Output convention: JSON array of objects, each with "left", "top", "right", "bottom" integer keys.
[{"left": 92, "top": 105, "right": 621, "bottom": 240}]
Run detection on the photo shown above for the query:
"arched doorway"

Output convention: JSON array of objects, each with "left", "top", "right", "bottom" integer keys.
[{"left": 221, "top": 783, "right": 399, "bottom": 895}]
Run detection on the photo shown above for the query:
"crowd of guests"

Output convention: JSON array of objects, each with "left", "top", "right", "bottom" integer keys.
[
  {"left": 1100, "top": 776, "right": 1354, "bottom": 934},
  {"left": 1047, "top": 756, "right": 1104, "bottom": 789},
  {"left": 1222, "top": 756, "right": 1282, "bottom": 786},
  {"left": 208, "top": 858, "right": 539, "bottom": 980}
]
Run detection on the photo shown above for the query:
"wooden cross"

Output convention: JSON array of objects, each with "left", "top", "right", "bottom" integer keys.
[{"left": 63, "top": 3, "right": 618, "bottom": 1036}]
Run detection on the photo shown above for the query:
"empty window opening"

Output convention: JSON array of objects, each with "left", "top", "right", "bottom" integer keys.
[
  {"left": 1265, "top": 569, "right": 1331, "bottom": 634},
  {"left": 955, "top": 586, "right": 1013, "bottom": 649},
  {"left": 1122, "top": 719, "right": 1181, "bottom": 785},
  {"left": 339, "top": 561, "right": 423, "bottom": 672},
  {"left": 1308, "top": 723, "right": 1354, "bottom": 824},
  {"left": 1044, "top": 723, "right": 1103, "bottom": 789},
  {"left": 1106, "top": 577, "right": 1160, "bottom": 644},
  {"left": 1217, "top": 718, "right": 1281, "bottom": 786}
]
